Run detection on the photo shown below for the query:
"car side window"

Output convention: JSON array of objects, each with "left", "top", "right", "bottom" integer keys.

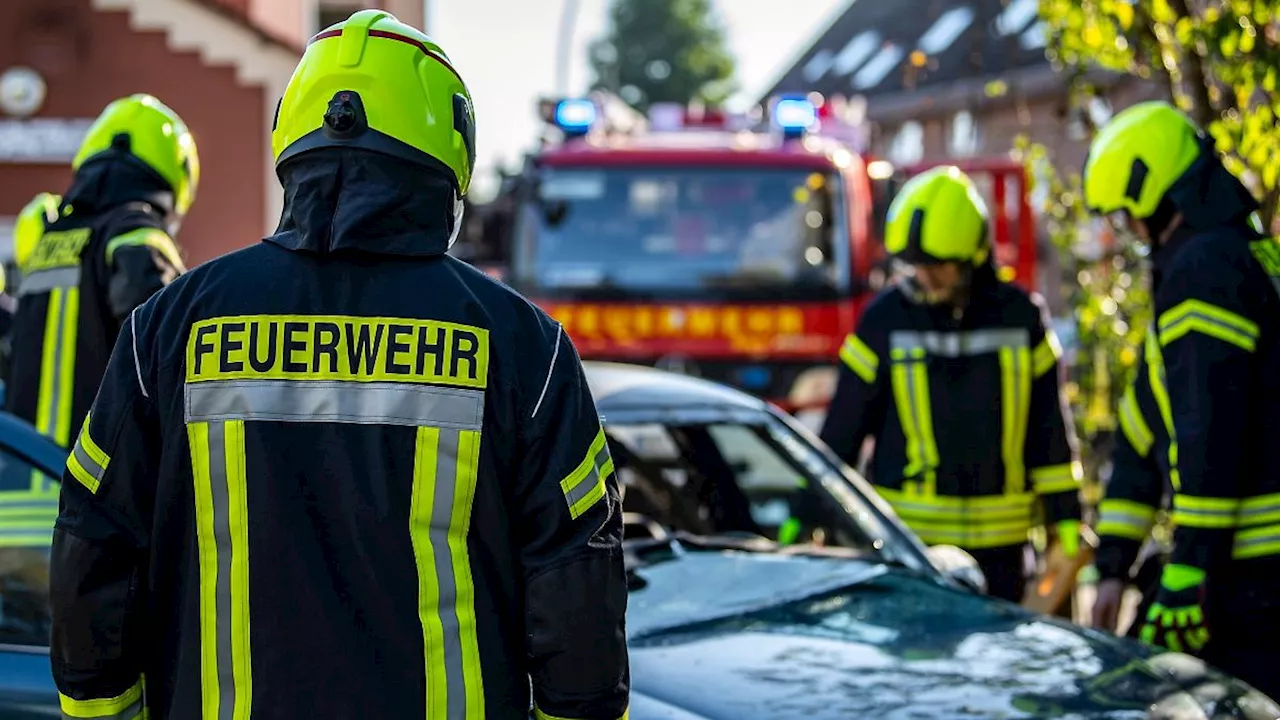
[
  {"left": 607, "top": 420, "right": 872, "bottom": 550},
  {"left": 0, "top": 445, "right": 57, "bottom": 647}
]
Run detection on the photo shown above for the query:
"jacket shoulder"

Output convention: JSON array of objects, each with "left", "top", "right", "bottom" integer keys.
[
  {"left": 858, "top": 285, "right": 911, "bottom": 331},
  {"left": 1158, "top": 231, "right": 1265, "bottom": 312},
  {"left": 992, "top": 282, "right": 1050, "bottom": 329}
]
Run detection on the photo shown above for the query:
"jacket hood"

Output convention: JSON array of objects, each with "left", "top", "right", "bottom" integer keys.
[
  {"left": 265, "top": 150, "right": 457, "bottom": 258},
  {"left": 63, "top": 157, "right": 175, "bottom": 219},
  {"left": 1167, "top": 138, "right": 1259, "bottom": 231}
]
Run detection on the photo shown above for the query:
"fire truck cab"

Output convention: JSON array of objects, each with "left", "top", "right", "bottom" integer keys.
[{"left": 500, "top": 92, "right": 1037, "bottom": 411}]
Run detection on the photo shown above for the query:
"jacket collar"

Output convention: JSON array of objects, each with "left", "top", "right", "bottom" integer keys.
[{"left": 264, "top": 150, "right": 456, "bottom": 258}]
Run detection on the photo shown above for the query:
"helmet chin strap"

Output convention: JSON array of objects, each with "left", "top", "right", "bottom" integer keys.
[{"left": 445, "top": 190, "right": 465, "bottom": 250}]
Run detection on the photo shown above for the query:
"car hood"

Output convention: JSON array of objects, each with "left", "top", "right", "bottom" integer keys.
[{"left": 625, "top": 550, "right": 1279, "bottom": 720}]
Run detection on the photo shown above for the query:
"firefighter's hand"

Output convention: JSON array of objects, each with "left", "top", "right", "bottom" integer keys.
[
  {"left": 1052, "top": 519, "right": 1081, "bottom": 559},
  {"left": 1091, "top": 578, "right": 1124, "bottom": 632},
  {"left": 1139, "top": 564, "right": 1210, "bottom": 653}
]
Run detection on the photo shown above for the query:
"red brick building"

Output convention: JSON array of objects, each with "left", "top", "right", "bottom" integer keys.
[{"left": 0, "top": 0, "right": 314, "bottom": 267}]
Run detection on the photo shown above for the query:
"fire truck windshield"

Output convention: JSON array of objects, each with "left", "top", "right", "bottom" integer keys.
[{"left": 513, "top": 166, "right": 848, "bottom": 300}]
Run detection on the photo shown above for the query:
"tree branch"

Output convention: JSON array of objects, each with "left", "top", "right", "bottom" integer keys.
[{"left": 1165, "top": 0, "right": 1217, "bottom": 124}]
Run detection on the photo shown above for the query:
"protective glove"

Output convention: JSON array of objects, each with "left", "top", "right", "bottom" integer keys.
[
  {"left": 1138, "top": 563, "right": 1210, "bottom": 653},
  {"left": 1055, "top": 519, "right": 1081, "bottom": 559}
]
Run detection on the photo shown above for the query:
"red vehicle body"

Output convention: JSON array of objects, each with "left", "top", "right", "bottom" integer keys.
[{"left": 504, "top": 101, "right": 1038, "bottom": 410}]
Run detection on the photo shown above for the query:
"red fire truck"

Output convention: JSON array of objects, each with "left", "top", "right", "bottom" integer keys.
[{"left": 499, "top": 93, "right": 1039, "bottom": 412}]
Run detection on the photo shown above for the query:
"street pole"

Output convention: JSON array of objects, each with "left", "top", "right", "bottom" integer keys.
[
  {"left": 421, "top": 0, "right": 431, "bottom": 34},
  {"left": 555, "top": 0, "right": 582, "bottom": 95}
]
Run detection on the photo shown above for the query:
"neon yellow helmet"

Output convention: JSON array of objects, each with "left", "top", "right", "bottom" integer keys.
[
  {"left": 271, "top": 10, "right": 476, "bottom": 196},
  {"left": 1083, "top": 101, "right": 1201, "bottom": 220},
  {"left": 14, "top": 192, "right": 60, "bottom": 272},
  {"left": 884, "top": 166, "right": 990, "bottom": 266},
  {"left": 72, "top": 94, "right": 199, "bottom": 216}
]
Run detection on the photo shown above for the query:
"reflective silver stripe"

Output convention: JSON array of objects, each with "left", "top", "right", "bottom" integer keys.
[
  {"left": 185, "top": 380, "right": 484, "bottom": 430},
  {"left": 209, "top": 421, "right": 237, "bottom": 720},
  {"left": 59, "top": 696, "right": 143, "bottom": 720},
  {"left": 19, "top": 266, "right": 81, "bottom": 297},
  {"left": 1239, "top": 498, "right": 1280, "bottom": 524},
  {"left": 71, "top": 437, "right": 107, "bottom": 484},
  {"left": 890, "top": 328, "right": 1029, "bottom": 357},
  {"left": 431, "top": 429, "right": 469, "bottom": 720},
  {"left": 564, "top": 441, "right": 611, "bottom": 509}
]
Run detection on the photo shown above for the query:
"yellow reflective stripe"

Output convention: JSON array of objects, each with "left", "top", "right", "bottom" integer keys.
[
  {"left": 59, "top": 676, "right": 144, "bottom": 718},
  {"left": 1116, "top": 385, "right": 1154, "bottom": 458},
  {"left": 67, "top": 412, "right": 111, "bottom": 494},
  {"left": 1097, "top": 499, "right": 1157, "bottom": 540},
  {"left": 876, "top": 487, "right": 1034, "bottom": 516},
  {"left": 998, "top": 346, "right": 1031, "bottom": 495},
  {"left": 1145, "top": 333, "right": 1179, "bottom": 490},
  {"left": 411, "top": 426, "right": 485, "bottom": 719},
  {"left": 1233, "top": 523, "right": 1280, "bottom": 559},
  {"left": 56, "top": 287, "right": 80, "bottom": 447},
  {"left": 1158, "top": 299, "right": 1259, "bottom": 352},
  {"left": 838, "top": 333, "right": 878, "bottom": 384},
  {"left": 1238, "top": 493, "right": 1280, "bottom": 527},
  {"left": 888, "top": 348, "right": 938, "bottom": 491},
  {"left": 560, "top": 426, "right": 613, "bottom": 520},
  {"left": 188, "top": 420, "right": 252, "bottom": 719},
  {"left": 909, "top": 523, "right": 1030, "bottom": 549},
  {"left": 450, "top": 430, "right": 485, "bottom": 717},
  {"left": 35, "top": 287, "right": 64, "bottom": 443},
  {"left": 1032, "top": 333, "right": 1061, "bottom": 378},
  {"left": 1030, "top": 462, "right": 1081, "bottom": 495},
  {"left": 534, "top": 707, "right": 629, "bottom": 720},
  {"left": 105, "top": 227, "right": 185, "bottom": 271},
  {"left": 1172, "top": 494, "right": 1239, "bottom": 529}
]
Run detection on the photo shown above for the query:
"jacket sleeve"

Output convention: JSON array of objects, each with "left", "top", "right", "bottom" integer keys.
[
  {"left": 1156, "top": 252, "right": 1261, "bottom": 574},
  {"left": 50, "top": 306, "right": 160, "bottom": 718},
  {"left": 1023, "top": 298, "right": 1082, "bottom": 526},
  {"left": 818, "top": 309, "right": 889, "bottom": 468},
  {"left": 1095, "top": 381, "right": 1164, "bottom": 581},
  {"left": 515, "top": 319, "right": 628, "bottom": 720},
  {"left": 103, "top": 227, "right": 184, "bottom": 322}
]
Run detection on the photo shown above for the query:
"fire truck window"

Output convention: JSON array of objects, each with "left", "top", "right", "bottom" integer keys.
[{"left": 515, "top": 166, "right": 847, "bottom": 296}]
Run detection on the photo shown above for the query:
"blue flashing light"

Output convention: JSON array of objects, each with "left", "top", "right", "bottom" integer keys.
[
  {"left": 773, "top": 97, "right": 817, "bottom": 139},
  {"left": 555, "top": 99, "right": 598, "bottom": 137}
]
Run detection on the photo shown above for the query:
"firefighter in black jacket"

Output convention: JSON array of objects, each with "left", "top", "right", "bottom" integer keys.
[
  {"left": 1085, "top": 100, "right": 1280, "bottom": 697},
  {"left": 820, "top": 166, "right": 1083, "bottom": 603},
  {"left": 1091, "top": 349, "right": 1172, "bottom": 634},
  {"left": 6, "top": 95, "right": 192, "bottom": 450},
  {"left": 49, "top": 11, "right": 628, "bottom": 720}
]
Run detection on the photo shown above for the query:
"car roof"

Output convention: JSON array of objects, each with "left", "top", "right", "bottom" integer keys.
[{"left": 584, "top": 362, "right": 769, "bottom": 423}]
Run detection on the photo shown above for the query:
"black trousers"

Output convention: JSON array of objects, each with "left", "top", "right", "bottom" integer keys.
[
  {"left": 1202, "top": 575, "right": 1280, "bottom": 700},
  {"left": 968, "top": 544, "right": 1029, "bottom": 603}
]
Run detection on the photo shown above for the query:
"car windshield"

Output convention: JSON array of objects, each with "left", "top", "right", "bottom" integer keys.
[
  {"left": 513, "top": 166, "right": 848, "bottom": 300},
  {"left": 606, "top": 415, "right": 911, "bottom": 565}
]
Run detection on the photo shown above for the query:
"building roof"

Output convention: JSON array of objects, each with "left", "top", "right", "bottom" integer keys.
[{"left": 763, "top": 0, "right": 1050, "bottom": 109}]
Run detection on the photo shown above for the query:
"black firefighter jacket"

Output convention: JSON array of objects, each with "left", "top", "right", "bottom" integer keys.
[
  {"left": 1140, "top": 146, "right": 1280, "bottom": 602},
  {"left": 4, "top": 161, "right": 183, "bottom": 549},
  {"left": 1094, "top": 354, "right": 1172, "bottom": 582},
  {"left": 819, "top": 265, "right": 1082, "bottom": 551},
  {"left": 48, "top": 150, "right": 630, "bottom": 720},
  {"left": 6, "top": 160, "right": 184, "bottom": 450}
]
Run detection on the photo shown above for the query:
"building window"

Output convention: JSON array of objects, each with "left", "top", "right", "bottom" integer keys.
[
  {"left": 949, "top": 110, "right": 979, "bottom": 157},
  {"left": 889, "top": 121, "right": 924, "bottom": 165}
]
